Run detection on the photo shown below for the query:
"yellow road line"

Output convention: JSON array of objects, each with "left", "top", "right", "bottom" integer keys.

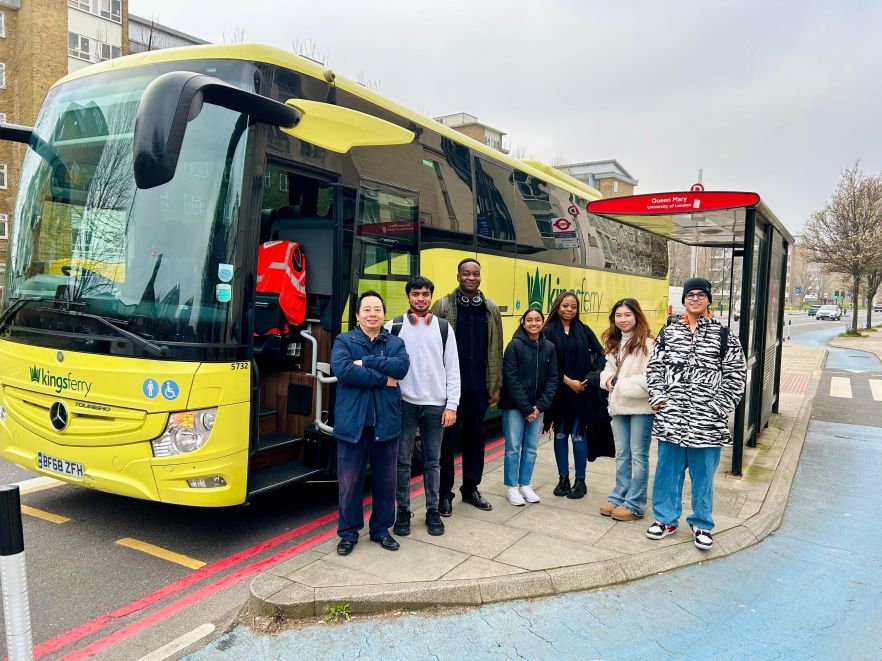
[
  {"left": 20, "top": 505, "right": 70, "bottom": 524},
  {"left": 116, "top": 538, "right": 206, "bottom": 570}
]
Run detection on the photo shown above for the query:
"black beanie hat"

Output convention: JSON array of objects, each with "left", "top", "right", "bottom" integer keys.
[{"left": 682, "top": 277, "right": 712, "bottom": 304}]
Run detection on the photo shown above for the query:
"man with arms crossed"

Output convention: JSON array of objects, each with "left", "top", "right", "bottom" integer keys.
[{"left": 387, "top": 276, "right": 460, "bottom": 536}]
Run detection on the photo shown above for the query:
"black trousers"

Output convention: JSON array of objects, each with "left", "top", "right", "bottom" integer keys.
[{"left": 440, "top": 388, "right": 489, "bottom": 498}]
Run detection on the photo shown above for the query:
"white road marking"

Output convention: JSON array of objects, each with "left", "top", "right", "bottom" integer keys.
[
  {"left": 829, "top": 377, "right": 853, "bottom": 399},
  {"left": 11, "top": 476, "right": 63, "bottom": 493},
  {"left": 135, "top": 623, "right": 216, "bottom": 661},
  {"left": 870, "top": 380, "right": 882, "bottom": 402}
]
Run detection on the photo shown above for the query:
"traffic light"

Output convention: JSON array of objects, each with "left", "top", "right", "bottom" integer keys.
[{"left": 834, "top": 289, "right": 840, "bottom": 300}]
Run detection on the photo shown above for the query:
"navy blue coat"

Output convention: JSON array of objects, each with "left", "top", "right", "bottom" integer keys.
[{"left": 330, "top": 326, "right": 410, "bottom": 443}]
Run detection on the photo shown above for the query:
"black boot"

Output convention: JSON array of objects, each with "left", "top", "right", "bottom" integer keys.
[
  {"left": 567, "top": 478, "right": 587, "bottom": 499},
  {"left": 553, "top": 475, "right": 571, "bottom": 497}
]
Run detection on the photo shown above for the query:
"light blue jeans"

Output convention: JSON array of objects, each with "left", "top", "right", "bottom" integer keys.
[
  {"left": 608, "top": 414, "right": 653, "bottom": 516},
  {"left": 651, "top": 440, "right": 721, "bottom": 531},
  {"left": 502, "top": 409, "right": 544, "bottom": 487}
]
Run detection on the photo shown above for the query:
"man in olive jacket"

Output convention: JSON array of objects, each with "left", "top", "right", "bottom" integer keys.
[{"left": 431, "top": 258, "right": 504, "bottom": 515}]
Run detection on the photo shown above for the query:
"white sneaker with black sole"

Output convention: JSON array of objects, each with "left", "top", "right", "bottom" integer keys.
[
  {"left": 692, "top": 527, "right": 713, "bottom": 550},
  {"left": 646, "top": 521, "right": 677, "bottom": 540}
]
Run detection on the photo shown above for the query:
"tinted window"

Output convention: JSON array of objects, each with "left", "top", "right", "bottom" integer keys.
[{"left": 474, "top": 157, "right": 515, "bottom": 247}]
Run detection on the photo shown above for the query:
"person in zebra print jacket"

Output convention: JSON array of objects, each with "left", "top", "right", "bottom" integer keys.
[{"left": 644, "top": 278, "right": 746, "bottom": 551}]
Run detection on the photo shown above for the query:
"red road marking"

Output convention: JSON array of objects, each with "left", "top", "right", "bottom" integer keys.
[{"left": 33, "top": 438, "right": 505, "bottom": 659}]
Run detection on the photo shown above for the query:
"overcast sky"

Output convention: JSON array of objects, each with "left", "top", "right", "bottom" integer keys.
[{"left": 129, "top": 0, "right": 882, "bottom": 234}]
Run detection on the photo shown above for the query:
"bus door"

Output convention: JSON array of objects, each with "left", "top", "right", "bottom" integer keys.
[
  {"left": 247, "top": 163, "right": 351, "bottom": 493},
  {"left": 349, "top": 179, "right": 420, "bottom": 325}
]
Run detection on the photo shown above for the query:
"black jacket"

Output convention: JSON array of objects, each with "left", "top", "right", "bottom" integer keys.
[{"left": 498, "top": 327, "right": 559, "bottom": 417}]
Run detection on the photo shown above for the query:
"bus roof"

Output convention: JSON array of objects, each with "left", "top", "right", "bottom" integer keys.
[{"left": 53, "top": 43, "right": 602, "bottom": 202}]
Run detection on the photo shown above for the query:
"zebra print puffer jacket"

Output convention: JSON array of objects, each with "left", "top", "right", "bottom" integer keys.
[{"left": 646, "top": 316, "right": 746, "bottom": 448}]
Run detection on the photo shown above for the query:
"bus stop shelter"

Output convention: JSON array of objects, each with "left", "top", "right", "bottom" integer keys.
[{"left": 587, "top": 191, "right": 795, "bottom": 476}]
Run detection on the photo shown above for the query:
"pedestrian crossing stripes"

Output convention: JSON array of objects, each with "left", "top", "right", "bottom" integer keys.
[{"left": 826, "top": 376, "right": 882, "bottom": 400}]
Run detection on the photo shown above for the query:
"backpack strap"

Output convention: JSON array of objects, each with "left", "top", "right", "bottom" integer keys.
[
  {"left": 439, "top": 295, "right": 450, "bottom": 318},
  {"left": 438, "top": 317, "right": 449, "bottom": 354},
  {"left": 390, "top": 315, "right": 404, "bottom": 337},
  {"left": 719, "top": 325, "right": 729, "bottom": 364}
]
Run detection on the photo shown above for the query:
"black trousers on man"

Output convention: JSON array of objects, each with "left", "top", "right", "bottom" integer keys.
[{"left": 440, "top": 388, "right": 489, "bottom": 499}]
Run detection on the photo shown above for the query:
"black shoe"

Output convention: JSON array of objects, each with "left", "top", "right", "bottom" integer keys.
[
  {"left": 426, "top": 508, "right": 445, "bottom": 536},
  {"left": 438, "top": 495, "right": 453, "bottom": 517},
  {"left": 461, "top": 489, "right": 493, "bottom": 511},
  {"left": 567, "top": 477, "right": 587, "bottom": 499},
  {"left": 336, "top": 539, "right": 357, "bottom": 555},
  {"left": 553, "top": 475, "right": 571, "bottom": 497},
  {"left": 393, "top": 506, "right": 412, "bottom": 536},
  {"left": 370, "top": 534, "right": 400, "bottom": 551}
]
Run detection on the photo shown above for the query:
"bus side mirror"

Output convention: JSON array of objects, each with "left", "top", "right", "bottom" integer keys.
[{"left": 133, "top": 71, "right": 300, "bottom": 190}]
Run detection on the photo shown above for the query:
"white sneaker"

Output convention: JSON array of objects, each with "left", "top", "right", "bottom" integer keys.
[
  {"left": 518, "top": 485, "right": 541, "bottom": 503},
  {"left": 506, "top": 486, "right": 526, "bottom": 506}
]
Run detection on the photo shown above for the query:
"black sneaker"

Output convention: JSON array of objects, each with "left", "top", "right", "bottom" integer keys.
[
  {"left": 393, "top": 506, "right": 412, "bottom": 536},
  {"left": 692, "top": 527, "right": 713, "bottom": 550},
  {"left": 438, "top": 495, "right": 453, "bottom": 517},
  {"left": 426, "top": 508, "right": 445, "bottom": 536}
]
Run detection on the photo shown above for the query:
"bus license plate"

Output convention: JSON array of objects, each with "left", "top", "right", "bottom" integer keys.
[{"left": 37, "top": 452, "right": 85, "bottom": 479}]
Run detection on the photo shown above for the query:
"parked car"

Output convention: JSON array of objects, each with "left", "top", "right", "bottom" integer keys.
[
  {"left": 808, "top": 304, "right": 821, "bottom": 316},
  {"left": 816, "top": 305, "right": 842, "bottom": 321}
]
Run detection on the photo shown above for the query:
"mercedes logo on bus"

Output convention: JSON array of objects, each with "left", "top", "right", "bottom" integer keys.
[{"left": 49, "top": 401, "right": 69, "bottom": 432}]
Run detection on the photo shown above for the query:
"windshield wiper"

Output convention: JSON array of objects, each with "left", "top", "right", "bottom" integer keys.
[
  {"left": 0, "top": 296, "right": 52, "bottom": 332},
  {"left": 39, "top": 307, "right": 170, "bottom": 358}
]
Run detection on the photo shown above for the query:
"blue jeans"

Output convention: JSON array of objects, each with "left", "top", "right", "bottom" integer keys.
[
  {"left": 608, "top": 414, "right": 653, "bottom": 515},
  {"left": 554, "top": 416, "right": 586, "bottom": 479},
  {"left": 651, "top": 440, "right": 721, "bottom": 531},
  {"left": 396, "top": 402, "right": 445, "bottom": 510},
  {"left": 502, "top": 409, "right": 544, "bottom": 487},
  {"left": 336, "top": 427, "right": 399, "bottom": 541}
]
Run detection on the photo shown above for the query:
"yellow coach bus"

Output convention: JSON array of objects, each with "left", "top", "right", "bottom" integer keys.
[{"left": 0, "top": 44, "right": 668, "bottom": 506}]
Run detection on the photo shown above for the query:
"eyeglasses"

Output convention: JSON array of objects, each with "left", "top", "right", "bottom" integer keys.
[{"left": 685, "top": 292, "right": 708, "bottom": 300}]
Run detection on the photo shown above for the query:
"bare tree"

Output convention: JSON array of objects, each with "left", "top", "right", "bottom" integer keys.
[
  {"left": 356, "top": 70, "right": 381, "bottom": 93},
  {"left": 292, "top": 38, "right": 328, "bottom": 65},
  {"left": 222, "top": 27, "right": 247, "bottom": 44},
  {"left": 802, "top": 162, "right": 882, "bottom": 332},
  {"left": 510, "top": 144, "right": 533, "bottom": 161},
  {"left": 550, "top": 154, "right": 568, "bottom": 168},
  {"left": 668, "top": 241, "right": 691, "bottom": 286}
]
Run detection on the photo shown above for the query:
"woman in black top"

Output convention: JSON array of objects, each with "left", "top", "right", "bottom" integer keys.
[{"left": 543, "top": 292, "right": 606, "bottom": 499}]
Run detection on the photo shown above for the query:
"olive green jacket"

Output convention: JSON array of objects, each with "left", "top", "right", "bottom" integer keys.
[{"left": 431, "top": 289, "right": 504, "bottom": 397}]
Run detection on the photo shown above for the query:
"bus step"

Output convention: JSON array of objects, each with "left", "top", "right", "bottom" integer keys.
[
  {"left": 247, "top": 458, "right": 326, "bottom": 497},
  {"left": 258, "top": 408, "right": 278, "bottom": 436},
  {"left": 255, "top": 431, "right": 299, "bottom": 453}
]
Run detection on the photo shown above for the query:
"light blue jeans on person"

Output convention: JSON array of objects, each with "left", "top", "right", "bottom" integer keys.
[
  {"left": 651, "top": 440, "right": 721, "bottom": 531},
  {"left": 607, "top": 414, "right": 653, "bottom": 516},
  {"left": 502, "top": 409, "right": 545, "bottom": 487}
]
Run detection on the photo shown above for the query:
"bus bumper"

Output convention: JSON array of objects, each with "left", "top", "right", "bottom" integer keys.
[{"left": 0, "top": 412, "right": 248, "bottom": 507}]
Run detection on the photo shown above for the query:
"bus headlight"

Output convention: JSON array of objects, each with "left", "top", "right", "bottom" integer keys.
[{"left": 151, "top": 408, "right": 217, "bottom": 457}]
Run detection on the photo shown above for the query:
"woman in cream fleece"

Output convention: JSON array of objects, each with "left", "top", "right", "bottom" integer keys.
[{"left": 599, "top": 298, "right": 655, "bottom": 521}]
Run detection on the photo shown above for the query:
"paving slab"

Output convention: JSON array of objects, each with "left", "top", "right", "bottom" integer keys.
[
  {"left": 442, "top": 556, "right": 526, "bottom": 580},
  {"left": 494, "top": 532, "right": 622, "bottom": 571},
  {"left": 505, "top": 503, "right": 616, "bottom": 545},
  {"left": 322, "top": 535, "right": 468, "bottom": 582},
  {"left": 406, "top": 512, "right": 529, "bottom": 559}
]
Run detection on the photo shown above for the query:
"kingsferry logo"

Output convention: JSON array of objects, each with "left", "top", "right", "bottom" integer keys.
[
  {"left": 526, "top": 268, "right": 604, "bottom": 314},
  {"left": 29, "top": 366, "right": 92, "bottom": 397}
]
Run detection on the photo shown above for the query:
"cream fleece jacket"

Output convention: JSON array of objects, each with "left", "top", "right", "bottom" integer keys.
[{"left": 599, "top": 337, "right": 655, "bottom": 416}]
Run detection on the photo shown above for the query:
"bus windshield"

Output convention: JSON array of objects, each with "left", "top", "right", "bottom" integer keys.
[{"left": 4, "top": 61, "right": 254, "bottom": 358}]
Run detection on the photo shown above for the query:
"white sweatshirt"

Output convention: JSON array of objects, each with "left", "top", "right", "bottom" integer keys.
[{"left": 383, "top": 316, "right": 461, "bottom": 409}]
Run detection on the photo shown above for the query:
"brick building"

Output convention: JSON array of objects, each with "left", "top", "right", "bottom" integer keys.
[
  {"left": 433, "top": 112, "right": 509, "bottom": 154},
  {"left": 557, "top": 159, "right": 638, "bottom": 198},
  {"left": 0, "top": 0, "right": 129, "bottom": 300}
]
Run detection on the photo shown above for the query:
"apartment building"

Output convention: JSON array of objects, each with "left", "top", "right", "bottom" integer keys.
[
  {"left": 557, "top": 159, "right": 638, "bottom": 198},
  {"left": 434, "top": 112, "right": 509, "bottom": 154}
]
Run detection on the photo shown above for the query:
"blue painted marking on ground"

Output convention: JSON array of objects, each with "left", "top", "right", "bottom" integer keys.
[
  {"left": 790, "top": 324, "right": 882, "bottom": 371},
  {"left": 188, "top": 420, "right": 882, "bottom": 661}
]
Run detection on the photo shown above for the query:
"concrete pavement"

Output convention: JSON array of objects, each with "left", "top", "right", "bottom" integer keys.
[{"left": 244, "top": 343, "right": 826, "bottom": 621}]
